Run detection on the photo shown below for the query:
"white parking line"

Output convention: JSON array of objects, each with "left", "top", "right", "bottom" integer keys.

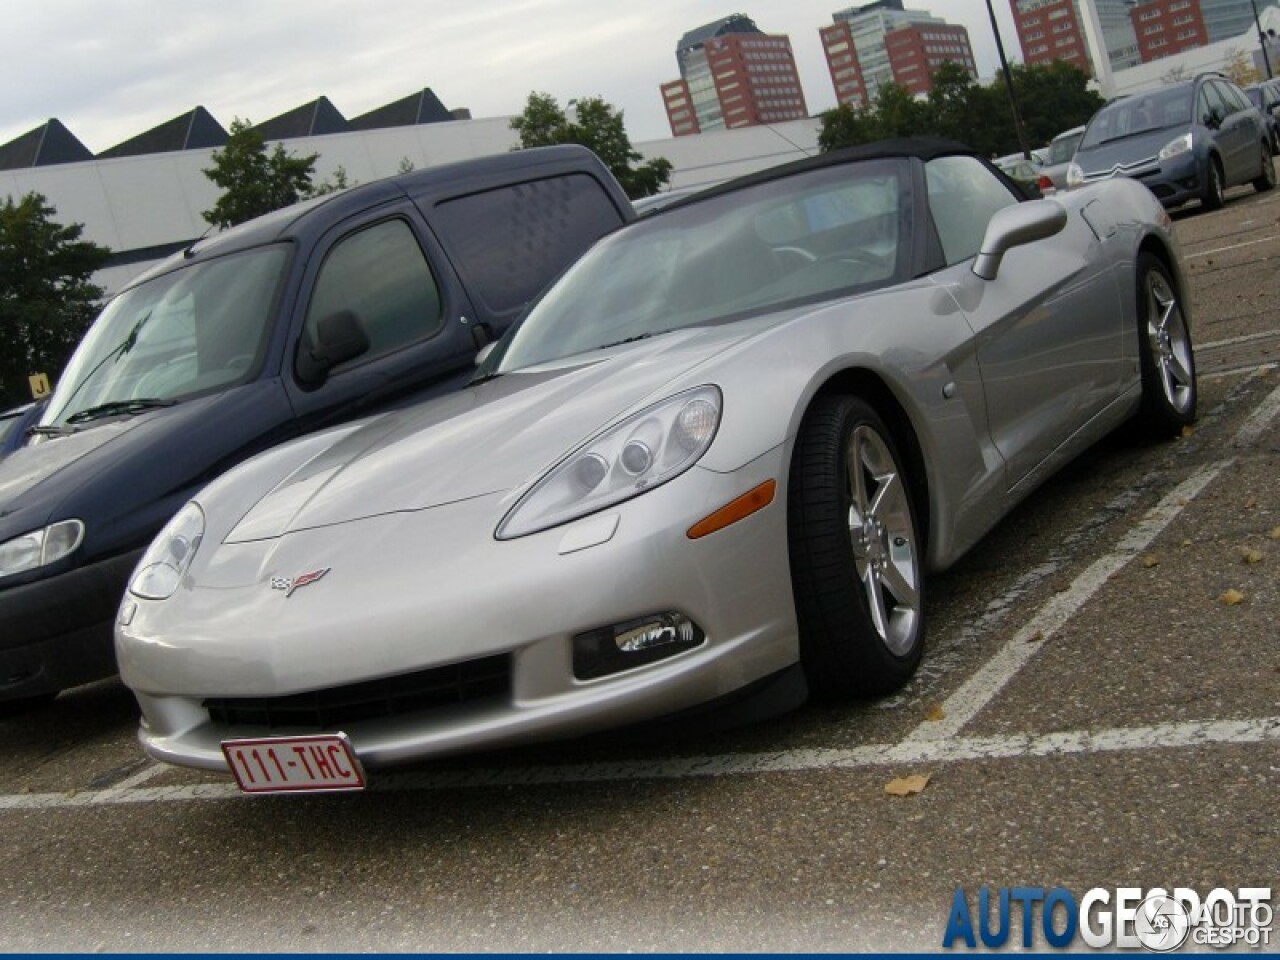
[
  {"left": 1185, "top": 234, "right": 1280, "bottom": 259},
  {"left": 1233, "top": 381, "right": 1280, "bottom": 447},
  {"left": 899, "top": 461, "right": 1228, "bottom": 742},
  {"left": 1, "top": 717, "right": 1275, "bottom": 809}
]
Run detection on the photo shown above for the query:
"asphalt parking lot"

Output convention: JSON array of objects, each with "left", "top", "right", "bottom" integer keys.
[{"left": 2, "top": 185, "right": 1278, "bottom": 952}]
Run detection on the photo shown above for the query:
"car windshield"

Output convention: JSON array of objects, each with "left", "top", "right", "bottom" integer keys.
[
  {"left": 493, "top": 158, "right": 911, "bottom": 374},
  {"left": 1080, "top": 88, "right": 1193, "bottom": 149},
  {"left": 41, "top": 245, "right": 289, "bottom": 427},
  {"left": 1047, "top": 131, "right": 1083, "bottom": 164}
]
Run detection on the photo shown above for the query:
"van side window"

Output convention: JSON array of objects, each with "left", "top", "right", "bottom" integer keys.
[
  {"left": 432, "top": 174, "right": 622, "bottom": 318},
  {"left": 305, "top": 219, "right": 443, "bottom": 367},
  {"left": 925, "top": 155, "right": 1018, "bottom": 266}
]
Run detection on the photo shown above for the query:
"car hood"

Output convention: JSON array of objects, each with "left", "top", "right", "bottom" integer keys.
[
  {"left": 0, "top": 419, "right": 145, "bottom": 511},
  {"left": 224, "top": 320, "right": 780, "bottom": 542},
  {"left": 1075, "top": 127, "right": 1184, "bottom": 175}
]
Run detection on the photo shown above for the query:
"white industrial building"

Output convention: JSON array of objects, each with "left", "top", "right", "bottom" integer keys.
[{"left": 0, "top": 89, "right": 820, "bottom": 299}]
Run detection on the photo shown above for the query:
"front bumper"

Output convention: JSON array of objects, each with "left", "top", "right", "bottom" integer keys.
[
  {"left": 0, "top": 549, "right": 142, "bottom": 700},
  {"left": 1082, "top": 152, "right": 1203, "bottom": 209},
  {"left": 118, "top": 447, "right": 800, "bottom": 771}
]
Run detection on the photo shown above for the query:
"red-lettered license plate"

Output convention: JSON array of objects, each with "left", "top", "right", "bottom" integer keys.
[{"left": 221, "top": 733, "right": 366, "bottom": 794}]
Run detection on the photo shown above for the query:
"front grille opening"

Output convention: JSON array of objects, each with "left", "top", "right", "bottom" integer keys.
[{"left": 204, "top": 654, "right": 511, "bottom": 729}]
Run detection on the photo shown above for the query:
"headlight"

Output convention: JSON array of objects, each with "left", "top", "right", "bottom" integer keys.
[
  {"left": 1158, "top": 132, "right": 1193, "bottom": 162},
  {"left": 1065, "top": 163, "right": 1085, "bottom": 189},
  {"left": 129, "top": 502, "right": 205, "bottom": 600},
  {"left": 0, "top": 520, "right": 85, "bottom": 579},
  {"left": 497, "top": 385, "right": 722, "bottom": 540}
]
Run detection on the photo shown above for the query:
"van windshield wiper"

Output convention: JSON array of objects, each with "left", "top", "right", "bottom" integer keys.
[
  {"left": 27, "top": 424, "right": 77, "bottom": 438},
  {"left": 64, "top": 398, "right": 177, "bottom": 425}
]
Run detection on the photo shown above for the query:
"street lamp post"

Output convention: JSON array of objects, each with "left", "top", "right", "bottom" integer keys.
[{"left": 985, "top": 0, "right": 1033, "bottom": 160}]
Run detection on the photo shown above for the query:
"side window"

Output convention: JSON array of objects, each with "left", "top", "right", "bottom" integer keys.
[
  {"left": 431, "top": 173, "right": 622, "bottom": 318},
  {"left": 925, "top": 156, "right": 1018, "bottom": 267},
  {"left": 1213, "top": 82, "right": 1244, "bottom": 115},
  {"left": 1200, "top": 83, "right": 1229, "bottom": 124},
  {"left": 305, "top": 219, "right": 442, "bottom": 367}
]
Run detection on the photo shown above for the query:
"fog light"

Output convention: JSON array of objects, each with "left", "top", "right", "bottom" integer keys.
[{"left": 573, "top": 613, "right": 704, "bottom": 680}]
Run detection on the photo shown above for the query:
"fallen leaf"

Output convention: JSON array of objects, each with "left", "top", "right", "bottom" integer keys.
[
  {"left": 1142, "top": 554, "right": 1160, "bottom": 568},
  {"left": 1220, "top": 588, "right": 1246, "bottom": 606},
  {"left": 1241, "top": 548, "right": 1264, "bottom": 565},
  {"left": 885, "top": 773, "right": 931, "bottom": 797},
  {"left": 1180, "top": 425, "right": 1194, "bottom": 438},
  {"left": 1026, "top": 629, "right": 1044, "bottom": 643},
  {"left": 1244, "top": 496, "right": 1257, "bottom": 509},
  {"left": 1182, "top": 539, "right": 1192, "bottom": 547},
  {"left": 1270, "top": 527, "right": 1280, "bottom": 540},
  {"left": 925, "top": 704, "right": 946, "bottom": 722}
]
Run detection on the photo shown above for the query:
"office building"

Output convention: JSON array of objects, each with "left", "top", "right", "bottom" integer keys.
[
  {"left": 661, "top": 14, "right": 808, "bottom": 136},
  {"left": 822, "top": 0, "right": 975, "bottom": 106},
  {"left": 1130, "top": 0, "right": 1209, "bottom": 61}
]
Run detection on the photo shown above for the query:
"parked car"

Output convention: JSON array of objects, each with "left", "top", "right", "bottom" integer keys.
[
  {"left": 1243, "top": 80, "right": 1280, "bottom": 152},
  {"left": 1068, "top": 75, "right": 1274, "bottom": 209},
  {"left": 993, "top": 153, "right": 1043, "bottom": 194},
  {"left": 1036, "top": 124, "right": 1086, "bottom": 196},
  {"left": 0, "top": 145, "right": 633, "bottom": 711},
  {"left": 116, "top": 140, "right": 1197, "bottom": 791},
  {"left": 0, "top": 401, "right": 44, "bottom": 459}
]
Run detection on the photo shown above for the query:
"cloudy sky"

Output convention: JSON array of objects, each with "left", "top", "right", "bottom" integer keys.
[{"left": 0, "top": 0, "right": 1025, "bottom": 153}]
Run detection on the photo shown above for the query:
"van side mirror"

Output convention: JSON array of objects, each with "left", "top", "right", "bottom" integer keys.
[
  {"left": 295, "top": 310, "right": 370, "bottom": 388},
  {"left": 972, "top": 200, "right": 1068, "bottom": 281}
]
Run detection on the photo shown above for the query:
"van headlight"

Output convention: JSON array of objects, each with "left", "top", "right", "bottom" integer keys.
[
  {"left": 497, "top": 386, "right": 721, "bottom": 539},
  {"left": 129, "top": 502, "right": 205, "bottom": 600},
  {"left": 0, "top": 520, "right": 85, "bottom": 579},
  {"left": 1065, "top": 163, "right": 1085, "bottom": 189}
]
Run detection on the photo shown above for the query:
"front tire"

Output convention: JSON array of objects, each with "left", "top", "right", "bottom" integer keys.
[
  {"left": 1253, "top": 141, "right": 1276, "bottom": 193},
  {"left": 788, "top": 395, "right": 925, "bottom": 699},
  {"left": 1134, "top": 254, "right": 1197, "bottom": 438},
  {"left": 1202, "top": 157, "right": 1225, "bottom": 210}
]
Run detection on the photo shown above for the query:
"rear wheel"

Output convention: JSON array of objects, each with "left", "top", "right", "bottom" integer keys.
[
  {"left": 1134, "top": 253, "right": 1196, "bottom": 438},
  {"left": 788, "top": 395, "right": 925, "bottom": 699},
  {"left": 1254, "top": 141, "right": 1276, "bottom": 193},
  {"left": 1202, "top": 157, "right": 1225, "bottom": 210}
]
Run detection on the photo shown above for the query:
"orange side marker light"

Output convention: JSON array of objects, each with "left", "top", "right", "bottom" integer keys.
[{"left": 687, "top": 480, "right": 777, "bottom": 540}]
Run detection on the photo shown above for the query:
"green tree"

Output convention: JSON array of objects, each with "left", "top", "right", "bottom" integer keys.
[
  {"left": 820, "top": 62, "right": 1102, "bottom": 157},
  {"left": 511, "top": 92, "right": 672, "bottom": 199},
  {"left": 1009, "top": 61, "right": 1105, "bottom": 150},
  {"left": 202, "top": 118, "right": 319, "bottom": 229},
  {"left": 0, "top": 193, "right": 111, "bottom": 404},
  {"left": 817, "top": 102, "right": 881, "bottom": 152},
  {"left": 309, "top": 165, "right": 357, "bottom": 197}
]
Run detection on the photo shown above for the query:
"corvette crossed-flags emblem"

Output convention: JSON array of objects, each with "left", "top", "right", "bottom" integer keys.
[{"left": 269, "top": 567, "right": 331, "bottom": 597}]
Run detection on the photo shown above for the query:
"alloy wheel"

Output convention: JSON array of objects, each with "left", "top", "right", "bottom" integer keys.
[
  {"left": 1145, "top": 270, "right": 1194, "bottom": 415},
  {"left": 845, "top": 425, "right": 920, "bottom": 656}
]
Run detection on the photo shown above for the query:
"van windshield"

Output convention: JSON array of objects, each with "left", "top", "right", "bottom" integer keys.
[{"left": 41, "top": 245, "right": 289, "bottom": 427}]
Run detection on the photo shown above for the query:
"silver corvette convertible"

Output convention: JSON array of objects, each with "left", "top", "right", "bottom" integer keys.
[{"left": 116, "top": 140, "right": 1196, "bottom": 792}]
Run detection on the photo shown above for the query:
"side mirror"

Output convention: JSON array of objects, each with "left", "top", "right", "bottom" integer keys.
[
  {"left": 1205, "top": 109, "right": 1223, "bottom": 130},
  {"left": 972, "top": 200, "right": 1068, "bottom": 281},
  {"left": 295, "top": 310, "right": 370, "bottom": 388}
]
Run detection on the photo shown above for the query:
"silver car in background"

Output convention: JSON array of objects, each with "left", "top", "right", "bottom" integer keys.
[
  {"left": 116, "top": 140, "right": 1196, "bottom": 792},
  {"left": 1037, "top": 124, "right": 1086, "bottom": 195}
]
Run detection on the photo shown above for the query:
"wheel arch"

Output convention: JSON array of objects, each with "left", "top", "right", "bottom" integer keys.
[{"left": 803, "top": 367, "right": 932, "bottom": 555}]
